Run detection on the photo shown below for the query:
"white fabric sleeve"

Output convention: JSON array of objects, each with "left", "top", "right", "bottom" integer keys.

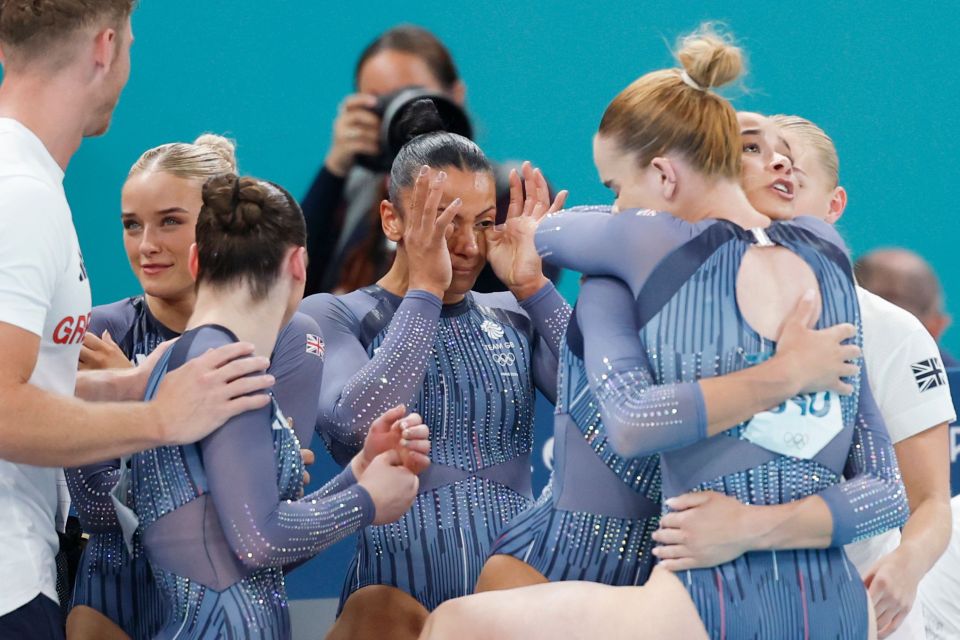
[
  {"left": 867, "top": 323, "right": 956, "bottom": 443},
  {"left": 0, "top": 177, "right": 67, "bottom": 336}
]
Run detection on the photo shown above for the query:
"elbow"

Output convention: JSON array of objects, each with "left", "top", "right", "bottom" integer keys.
[
  {"left": 237, "top": 549, "right": 271, "bottom": 571},
  {"left": 603, "top": 413, "right": 657, "bottom": 458}
]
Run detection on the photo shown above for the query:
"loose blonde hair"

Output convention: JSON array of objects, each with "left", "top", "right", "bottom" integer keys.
[
  {"left": 598, "top": 23, "right": 746, "bottom": 180},
  {"left": 128, "top": 133, "right": 238, "bottom": 182},
  {"left": 769, "top": 115, "right": 839, "bottom": 189}
]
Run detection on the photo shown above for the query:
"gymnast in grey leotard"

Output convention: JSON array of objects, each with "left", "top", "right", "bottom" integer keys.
[{"left": 539, "top": 206, "right": 907, "bottom": 638}]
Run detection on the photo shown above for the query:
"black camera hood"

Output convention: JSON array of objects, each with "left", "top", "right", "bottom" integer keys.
[{"left": 355, "top": 86, "right": 474, "bottom": 173}]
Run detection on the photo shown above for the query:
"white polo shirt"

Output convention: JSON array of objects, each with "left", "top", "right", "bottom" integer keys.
[
  {"left": 844, "top": 287, "right": 956, "bottom": 640},
  {"left": 0, "top": 118, "right": 91, "bottom": 615}
]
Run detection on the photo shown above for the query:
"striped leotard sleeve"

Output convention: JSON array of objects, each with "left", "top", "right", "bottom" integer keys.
[
  {"left": 517, "top": 281, "right": 572, "bottom": 401},
  {"left": 302, "top": 289, "right": 442, "bottom": 448},
  {"left": 818, "top": 376, "right": 909, "bottom": 546},
  {"left": 579, "top": 276, "right": 708, "bottom": 457},
  {"left": 64, "top": 303, "right": 136, "bottom": 532}
]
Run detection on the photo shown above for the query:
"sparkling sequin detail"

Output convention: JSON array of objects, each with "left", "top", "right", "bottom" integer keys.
[
  {"left": 64, "top": 296, "right": 172, "bottom": 638},
  {"left": 322, "top": 287, "right": 564, "bottom": 611},
  {"left": 131, "top": 327, "right": 371, "bottom": 639}
]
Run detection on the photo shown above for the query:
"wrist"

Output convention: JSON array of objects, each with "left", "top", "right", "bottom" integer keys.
[
  {"left": 324, "top": 150, "right": 351, "bottom": 178},
  {"left": 408, "top": 280, "right": 446, "bottom": 300},
  {"left": 144, "top": 401, "right": 170, "bottom": 447},
  {"left": 351, "top": 452, "right": 370, "bottom": 479},
  {"left": 765, "top": 352, "right": 804, "bottom": 399},
  {"left": 510, "top": 276, "right": 550, "bottom": 301},
  {"left": 742, "top": 503, "right": 778, "bottom": 551}
]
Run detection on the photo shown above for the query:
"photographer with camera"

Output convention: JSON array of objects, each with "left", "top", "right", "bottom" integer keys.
[{"left": 302, "top": 24, "right": 557, "bottom": 295}]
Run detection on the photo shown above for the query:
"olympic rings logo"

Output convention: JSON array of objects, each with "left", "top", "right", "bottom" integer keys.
[
  {"left": 783, "top": 432, "right": 809, "bottom": 449},
  {"left": 493, "top": 353, "right": 516, "bottom": 367}
]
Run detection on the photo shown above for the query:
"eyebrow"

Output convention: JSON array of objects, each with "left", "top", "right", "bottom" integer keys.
[
  {"left": 122, "top": 207, "right": 190, "bottom": 217},
  {"left": 740, "top": 128, "right": 760, "bottom": 136}
]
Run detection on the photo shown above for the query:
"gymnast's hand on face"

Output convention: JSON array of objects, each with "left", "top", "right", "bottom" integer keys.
[
  {"left": 485, "top": 161, "right": 567, "bottom": 301},
  {"left": 324, "top": 94, "right": 381, "bottom": 177},
  {"left": 351, "top": 404, "right": 431, "bottom": 479},
  {"left": 403, "top": 166, "right": 462, "bottom": 299},
  {"left": 78, "top": 330, "right": 133, "bottom": 371}
]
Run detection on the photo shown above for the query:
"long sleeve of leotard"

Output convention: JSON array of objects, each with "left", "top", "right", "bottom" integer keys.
[
  {"left": 302, "top": 289, "right": 442, "bottom": 449},
  {"left": 517, "top": 282, "right": 571, "bottom": 401},
  {"left": 172, "top": 325, "right": 375, "bottom": 569},
  {"left": 579, "top": 276, "right": 708, "bottom": 457},
  {"left": 200, "top": 401, "right": 375, "bottom": 569},
  {"left": 64, "top": 306, "right": 133, "bottom": 533},
  {"left": 270, "top": 312, "right": 325, "bottom": 446},
  {"left": 818, "top": 376, "right": 909, "bottom": 546},
  {"left": 535, "top": 207, "right": 712, "bottom": 294}
]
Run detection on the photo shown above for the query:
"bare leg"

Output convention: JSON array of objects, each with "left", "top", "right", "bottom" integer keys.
[
  {"left": 474, "top": 555, "right": 548, "bottom": 593},
  {"left": 66, "top": 606, "right": 131, "bottom": 640},
  {"left": 420, "top": 568, "right": 708, "bottom": 640},
  {"left": 325, "top": 585, "right": 428, "bottom": 640}
]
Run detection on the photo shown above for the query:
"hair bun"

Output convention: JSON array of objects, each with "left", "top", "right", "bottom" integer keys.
[
  {"left": 394, "top": 98, "right": 446, "bottom": 145},
  {"left": 201, "top": 174, "right": 269, "bottom": 235},
  {"left": 193, "top": 133, "right": 239, "bottom": 174},
  {"left": 675, "top": 23, "right": 744, "bottom": 90}
]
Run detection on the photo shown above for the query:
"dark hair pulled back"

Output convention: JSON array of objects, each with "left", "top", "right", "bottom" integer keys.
[
  {"left": 196, "top": 174, "right": 306, "bottom": 300},
  {"left": 355, "top": 24, "right": 459, "bottom": 91},
  {"left": 387, "top": 99, "right": 491, "bottom": 202}
]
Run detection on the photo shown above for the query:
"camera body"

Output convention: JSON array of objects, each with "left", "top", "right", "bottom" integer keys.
[{"left": 355, "top": 86, "right": 474, "bottom": 172}]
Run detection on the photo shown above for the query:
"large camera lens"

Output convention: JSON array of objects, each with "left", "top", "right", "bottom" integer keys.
[{"left": 355, "top": 86, "right": 474, "bottom": 172}]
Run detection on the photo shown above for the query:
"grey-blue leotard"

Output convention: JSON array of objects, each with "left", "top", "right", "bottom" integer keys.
[
  {"left": 129, "top": 324, "right": 371, "bottom": 639},
  {"left": 539, "top": 207, "right": 907, "bottom": 639},
  {"left": 65, "top": 299, "right": 324, "bottom": 639},
  {"left": 301, "top": 282, "right": 569, "bottom": 611}
]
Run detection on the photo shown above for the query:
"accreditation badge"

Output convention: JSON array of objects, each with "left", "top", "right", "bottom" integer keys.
[{"left": 742, "top": 391, "right": 844, "bottom": 459}]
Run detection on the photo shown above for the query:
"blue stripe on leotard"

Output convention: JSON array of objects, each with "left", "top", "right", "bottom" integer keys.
[
  {"left": 562, "top": 214, "right": 907, "bottom": 640},
  {"left": 303, "top": 282, "right": 568, "bottom": 611}
]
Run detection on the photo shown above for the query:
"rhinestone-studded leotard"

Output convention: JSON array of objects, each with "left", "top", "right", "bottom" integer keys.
[
  {"left": 538, "top": 207, "right": 908, "bottom": 639},
  {"left": 122, "top": 323, "right": 353, "bottom": 640},
  {"left": 301, "top": 282, "right": 569, "bottom": 611},
  {"left": 65, "top": 301, "right": 325, "bottom": 638}
]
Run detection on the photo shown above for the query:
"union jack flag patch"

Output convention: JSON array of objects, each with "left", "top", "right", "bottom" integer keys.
[
  {"left": 911, "top": 357, "right": 945, "bottom": 392},
  {"left": 306, "top": 334, "right": 325, "bottom": 359}
]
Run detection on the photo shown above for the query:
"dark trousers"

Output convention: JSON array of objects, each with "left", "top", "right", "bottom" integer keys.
[{"left": 0, "top": 594, "right": 65, "bottom": 640}]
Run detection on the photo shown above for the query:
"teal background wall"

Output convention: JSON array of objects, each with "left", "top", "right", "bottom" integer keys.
[{"left": 44, "top": 0, "right": 960, "bottom": 350}]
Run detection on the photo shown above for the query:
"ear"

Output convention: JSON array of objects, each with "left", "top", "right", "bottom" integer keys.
[
  {"left": 91, "top": 25, "right": 119, "bottom": 71},
  {"left": 824, "top": 186, "right": 848, "bottom": 224},
  {"left": 188, "top": 243, "right": 199, "bottom": 280},
  {"left": 381, "top": 199, "right": 405, "bottom": 242},
  {"left": 925, "top": 311, "right": 951, "bottom": 342},
  {"left": 650, "top": 157, "right": 678, "bottom": 200},
  {"left": 450, "top": 80, "right": 467, "bottom": 106},
  {"left": 288, "top": 246, "right": 307, "bottom": 283}
]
